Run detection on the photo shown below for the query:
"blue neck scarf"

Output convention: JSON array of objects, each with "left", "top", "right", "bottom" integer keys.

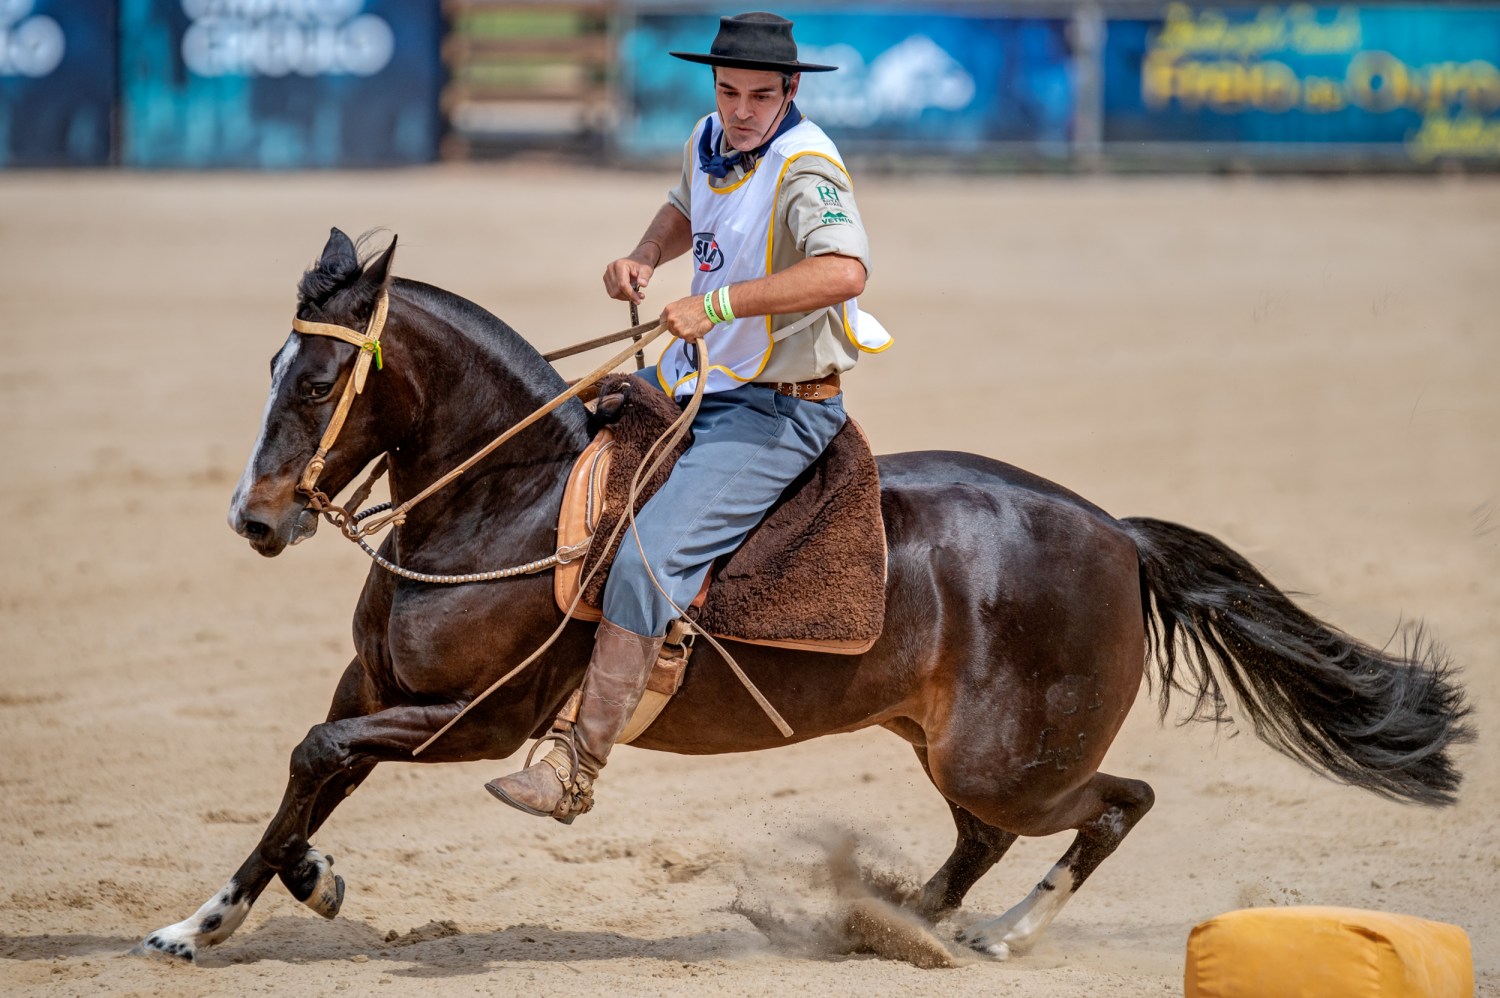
[{"left": 698, "top": 101, "right": 803, "bottom": 179}]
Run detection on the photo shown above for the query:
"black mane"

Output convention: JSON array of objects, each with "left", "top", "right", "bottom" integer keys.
[
  {"left": 296, "top": 231, "right": 384, "bottom": 320},
  {"left": 392, "top": 277, "right": 580, "bottom": 416},
  {"left": 293, "top": 229, "right": 582, "bottom": 437}
]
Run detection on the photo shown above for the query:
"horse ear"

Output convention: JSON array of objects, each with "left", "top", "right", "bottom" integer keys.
[
  {"left": 362, "top": 234, "right": 398, "bottom": 291},
  {"left": 319, "top": 227, "right": 360, "bottom": 277}
]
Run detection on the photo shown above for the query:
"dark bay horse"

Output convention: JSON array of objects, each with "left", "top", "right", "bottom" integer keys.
[{"left": 135, "top": 229, "right": 1471, "bottom": 962}]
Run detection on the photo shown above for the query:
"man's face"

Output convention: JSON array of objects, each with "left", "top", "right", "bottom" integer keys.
[{"left": 715, "top": 67, "right": 799, "bottom": 152}]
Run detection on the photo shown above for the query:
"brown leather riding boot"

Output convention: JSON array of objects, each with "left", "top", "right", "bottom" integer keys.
[{"left": 485, "top": 620, "right": 665, "bottom": 823}]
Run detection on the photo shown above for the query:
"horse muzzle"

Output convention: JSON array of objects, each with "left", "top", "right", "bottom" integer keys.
[{"left": 229, "top": 500, "right": 319, "bottom": 557}]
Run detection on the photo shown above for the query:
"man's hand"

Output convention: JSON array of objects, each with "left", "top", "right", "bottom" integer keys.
[
  {"left": 659, "top": 293, "right": 715, "bottom": 343},
  {"left": 603, "top": 256, "right": 653, "bottom": 304},
  {"left": 604, "top": 205, "right": 689, "bottom": 305}
]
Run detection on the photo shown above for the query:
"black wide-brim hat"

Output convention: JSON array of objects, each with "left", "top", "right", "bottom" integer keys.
[{"left": 670, "top": 11, "right": 837, "bottom": 73}]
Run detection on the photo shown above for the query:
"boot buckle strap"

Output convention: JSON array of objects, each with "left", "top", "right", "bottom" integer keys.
[{"left": 524, "top": 729, "right": 583, "bottom": 792}]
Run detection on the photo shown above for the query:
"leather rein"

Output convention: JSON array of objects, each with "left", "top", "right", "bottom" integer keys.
[{"left": 291, "top": 290, "right": 665, "bottom": 561}]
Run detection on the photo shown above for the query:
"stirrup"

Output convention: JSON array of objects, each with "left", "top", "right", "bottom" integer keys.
[
  {"left": 515, "top": 729, "right": 594, "bottom": 822},
  {"left": 524, "top": 728, "right": 581, "bottom": 788}
]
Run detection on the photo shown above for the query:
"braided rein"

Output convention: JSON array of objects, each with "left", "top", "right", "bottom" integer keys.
[{"left": 337, "top": 503, "right": 592, "bottom": 585}]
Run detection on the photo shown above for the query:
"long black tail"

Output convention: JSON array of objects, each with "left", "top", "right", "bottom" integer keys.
[{"left": 1122, "top": 517, "right": 1473, "bottom": 806}]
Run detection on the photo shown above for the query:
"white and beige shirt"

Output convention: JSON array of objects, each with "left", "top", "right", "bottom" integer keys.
[{"left": 657, "top": 114, "right": 890, "bottom": 397}]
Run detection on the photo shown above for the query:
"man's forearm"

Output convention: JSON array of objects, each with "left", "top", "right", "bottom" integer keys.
[
  {"left": 632, "top": 204, "right": 693, "bottom": 267},
  {"left": 722, "top": 253, "right": 867, "bottom": 317},
  {"left": 654, "top": 252, "right": 867, "bottom": 343}
]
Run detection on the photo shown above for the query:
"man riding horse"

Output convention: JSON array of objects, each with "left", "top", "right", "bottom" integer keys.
[
  {"left": 485, "top": 11, "right": 892, "bottom": 821},
  {"left": 142, "top": 31, "right": 1468, "bottom": 956}
]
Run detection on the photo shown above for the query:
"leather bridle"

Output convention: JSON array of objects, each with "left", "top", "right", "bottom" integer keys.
[
  {"left": 287, "top": 289, "right": 669, "bottom": 544},
  {"left": 289, "top": 290, "right": 390, "bottom": 514}
]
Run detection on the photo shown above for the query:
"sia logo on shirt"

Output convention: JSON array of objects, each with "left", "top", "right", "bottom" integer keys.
[{"left": 692, "top": 232, "right": 724, "bottom": 273}]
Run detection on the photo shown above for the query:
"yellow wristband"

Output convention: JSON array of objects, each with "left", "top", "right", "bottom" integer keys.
[
  {"left": 703, "top": 291, "right": 724, "bottom": 324},
  {"left": 717, "top": 285, "right": 735, "bottom": 322}
]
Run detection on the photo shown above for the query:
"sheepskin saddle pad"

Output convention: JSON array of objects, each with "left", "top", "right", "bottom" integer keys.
[{"left": 554, "top": 374, "right": 886, "bottom": 653}]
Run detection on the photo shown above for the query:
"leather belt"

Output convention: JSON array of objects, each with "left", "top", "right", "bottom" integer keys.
[{"left": 759, "top": 371, "right": 841, "bottom": 402}]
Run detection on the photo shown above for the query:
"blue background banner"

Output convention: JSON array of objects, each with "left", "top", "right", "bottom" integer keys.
[
  {"left": 617, "top": 8, "right": 1075, "bottom": 158},
  {"left": 1103, "top": 4, "right": 1500, "bottom": 161},
  {"left": 0, "top": 0, "right": 115, "bottom": 167},
  {"left": 121, "top": 0, "right": 443, "bottom": 168}
]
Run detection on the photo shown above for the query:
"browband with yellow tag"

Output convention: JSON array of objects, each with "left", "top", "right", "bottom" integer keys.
[{"left": 290, "top": 289, "right": 389, "bottom": 394}]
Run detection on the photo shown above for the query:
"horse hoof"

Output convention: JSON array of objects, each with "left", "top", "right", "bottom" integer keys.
[
  {"left": 308, "top": 871, "right": 345, "bottom": 920},
  {"left": 287, "top": 847, "right": 345, "bottom": 918},
  {"left": 957, "top": 930, "right": 1011, "bottom": 961},
  {"left": 130, "top": 932, "right": 196, "bottom": 963}
]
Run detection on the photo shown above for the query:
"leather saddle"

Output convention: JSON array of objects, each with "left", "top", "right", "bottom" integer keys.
[{"left": 554, "top": 375, "right": 886, "bottom": 654}]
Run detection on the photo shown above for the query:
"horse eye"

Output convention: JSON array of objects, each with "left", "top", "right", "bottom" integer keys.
[{"left": 306, "top": 382, "right": 334, "bottom": 402}]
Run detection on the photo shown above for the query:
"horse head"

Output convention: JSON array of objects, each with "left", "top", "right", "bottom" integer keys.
[{"left": 229, "top": 228, "right": 400, "bottom": 556}]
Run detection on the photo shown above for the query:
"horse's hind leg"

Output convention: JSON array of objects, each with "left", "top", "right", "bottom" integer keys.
[
  {"left": 912, "top": 748, "right": 1019, "bottom": 922},
  {"left": 957, "top": 772, "right": 1154, "bottom": 959},
  {"left": 918, "top": 799, "right": 1020, "bottom": 922}
]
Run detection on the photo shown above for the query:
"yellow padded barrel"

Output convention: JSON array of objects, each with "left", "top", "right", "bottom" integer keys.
[{"left": 1184, "top": 906, "right": 1473, "bottom": 998}]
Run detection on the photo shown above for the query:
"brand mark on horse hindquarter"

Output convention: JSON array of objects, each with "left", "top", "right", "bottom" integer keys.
[
  {"left": 1026, "top": 727, "right": 1089, "bottom": 771},
  {"left": 1046, "top": 676, "right": 1105, "bottom": 717}
]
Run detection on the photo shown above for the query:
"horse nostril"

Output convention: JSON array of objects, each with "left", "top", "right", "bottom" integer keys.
[{"left": 242, "top": 520, "right": 270, "bottom": 540}]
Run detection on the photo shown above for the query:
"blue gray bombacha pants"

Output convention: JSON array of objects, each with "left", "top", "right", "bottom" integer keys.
[{"left": 601, "top": 380, "right": 846, "bottom": 638}]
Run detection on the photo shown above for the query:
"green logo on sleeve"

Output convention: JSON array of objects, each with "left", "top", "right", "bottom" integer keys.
[
  {"left": 820, "top": 209, "right": 852, "bottom": 224},
  {"left": 816, "top": 184, "right": 842, "bottom": 205}
]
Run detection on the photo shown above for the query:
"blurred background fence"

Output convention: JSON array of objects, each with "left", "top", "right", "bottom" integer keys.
[{"left": 3, "top": 0, "right": 1498, "bottom": 170}]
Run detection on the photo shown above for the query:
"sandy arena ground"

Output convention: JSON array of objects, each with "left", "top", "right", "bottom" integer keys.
[{"left": 1, "top": 166, "right": 1497, "bottom": 996}]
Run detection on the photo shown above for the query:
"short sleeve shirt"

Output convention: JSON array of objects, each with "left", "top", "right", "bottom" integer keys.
[{"left": 666, "top": 122, "right": 872, "bottom": 383}]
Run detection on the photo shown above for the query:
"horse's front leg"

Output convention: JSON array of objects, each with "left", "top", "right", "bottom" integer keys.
[
  {"left": 131, "top": 852, "right": 275, "bottom": 961},
  {"left": 134, "top": 669, "right": 469, "bottom": 962},
  {"left": 260, "top": 700, "right": 467, "bottom": 908},
  {"left": 131, "top": 760, "right": 374, "bottom": 962}
]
